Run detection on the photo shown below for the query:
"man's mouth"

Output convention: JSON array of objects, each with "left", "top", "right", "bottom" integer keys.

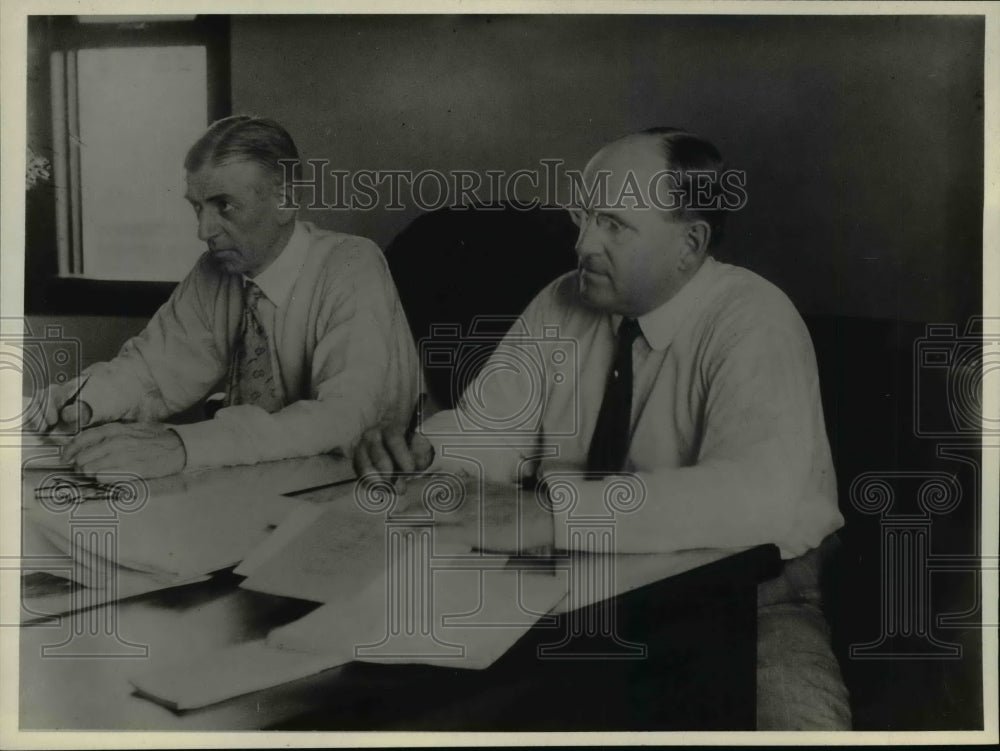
[
  {"left": 207, "top": 246, "right": 241, "bottom": 269},
  {"left": 579, "top": 264, "right": 609, "bottom": 277}
]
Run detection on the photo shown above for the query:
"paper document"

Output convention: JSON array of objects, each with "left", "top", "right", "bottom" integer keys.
[
  {"left": 20, "top": 520, "right": 210, "bottom": 622},
  {"left": 129, "top": 561, "right": 569, "bottom": 710},
  {"left": 25, "top": 486, "right": 307, "bottom": 581},
  {"left": 268, "top": 562, "right": 569, "bottom": 667},
  {"left": 20, "top": 572, "right": 211, "bottom": 624},
  {"left": 237, "top": 476, "right": 472, "bottom": 603},
  {"left": 129, "top": 640, "right": 352, "bottom": 711}
]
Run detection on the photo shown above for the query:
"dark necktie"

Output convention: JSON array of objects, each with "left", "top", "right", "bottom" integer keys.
[
  {"left": 586, "top": 317, "right": 642, "bottom": 476},
  {"left": 227, "top": 281, "right": 285, "bottom": 413}
]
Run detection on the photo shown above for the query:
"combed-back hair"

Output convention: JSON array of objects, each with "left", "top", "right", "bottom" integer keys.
[{"left": 184, "top": 115, "right": 299, "bottom": 184}]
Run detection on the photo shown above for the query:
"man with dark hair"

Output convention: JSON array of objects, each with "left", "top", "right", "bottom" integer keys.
[
  {"left": 37, "top": 115, "right": 417, "bottom": 477},
  {"left": 355, "top": 129, "right": 850, "bottom": 729}
]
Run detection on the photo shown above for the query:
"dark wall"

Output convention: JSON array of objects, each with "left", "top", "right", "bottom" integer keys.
[
  {"left": 29, "top": 14, "right": 984, "bottom": 355},
  {"left": 231, "top": 14, "right": 983, "bottom": 324}
]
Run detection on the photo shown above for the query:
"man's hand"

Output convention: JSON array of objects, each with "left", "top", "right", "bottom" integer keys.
[
  {"left": 61, "top": 422, "right": 186, "bottom": 479},
  {"left": 354, "top": 426, "right": 554, "bottom": 553},
  {"left": 26, "top": 380, "right": 94, "bottom": 442},
  {"left": 353, "top": 425, "right": 434, "bottom": 493}
]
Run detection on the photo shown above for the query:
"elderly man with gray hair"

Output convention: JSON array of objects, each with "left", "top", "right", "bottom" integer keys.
[{"left": 35, "top": 115, "right": 417, "bottom": 478}]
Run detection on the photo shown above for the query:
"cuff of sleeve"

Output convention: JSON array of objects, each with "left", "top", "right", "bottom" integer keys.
[
  {"left": 540, "top": 472, "right": 615, "bottom": 552},
  {"left": 170, "top": 420, "right": 223, "bottom": 471}
]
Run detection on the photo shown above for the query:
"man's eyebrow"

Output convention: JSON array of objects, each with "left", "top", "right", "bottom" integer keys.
[
  {"left": 185, "top": 192, "right": 235, "bottom": 205},
  {"left": 594, "top": 208, "right": 635, "bottom": 228}
]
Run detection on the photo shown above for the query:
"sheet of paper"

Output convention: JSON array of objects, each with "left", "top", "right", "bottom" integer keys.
[
  {"left": 20, "top": 573, "right": 211, "bottom": 625},
  {"left": 232, "top": 503, "right": 328, "bottom": 578},
  {"left": 129, "top": 563, "right": 569, "bottom": 711},
  {"left": 24, "top": 487, "right": 308, "bottom": 580},
  {"left": 237, "top": 477, "right": 472, "bottom": 603},
  {"left": 16, "top": 451, "right": 350, "bottom": 622},
  {"left": 19, "top": 514, "right": 211, "bottom": 622},
  {"left": 27, "top": 520, "right": 177, "bottom": 588},
  {"left": 128, "top": 639, "right": 352, "bottom": 711},
  {"left": 268, "top": 563, "right": 569, "bottom": 669}
]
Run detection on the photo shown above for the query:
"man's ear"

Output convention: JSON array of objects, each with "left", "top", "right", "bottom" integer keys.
[
  {"left": 680, "top": 220, "right": 711, "bottom": 269},
  {"left": 274, "top": 181, "right": 297, "bottom": 225}
]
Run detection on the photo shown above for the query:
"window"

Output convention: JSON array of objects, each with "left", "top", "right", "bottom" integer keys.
[
  {"left": 73, "top": 45, "right": 208, "bottom": 281},
  {"left": 26, "top": 15, "right": 230, "bottom": 314}
]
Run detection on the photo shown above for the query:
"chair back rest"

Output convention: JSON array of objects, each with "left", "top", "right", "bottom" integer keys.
[{"left": 386, "top": 203, "right": 578, "bottom": 408}]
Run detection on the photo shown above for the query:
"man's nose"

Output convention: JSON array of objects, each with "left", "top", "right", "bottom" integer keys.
[
  {"left": 574, "top": 217, "right": 601, "bottom": 259},
  {"left": 197, "top": 210, "right": 221, "bottom": 242}
]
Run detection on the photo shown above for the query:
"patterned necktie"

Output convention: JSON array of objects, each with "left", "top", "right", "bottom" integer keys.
[
  {"left": 227, "top": 281, "right": 285, "bottom": 413},
  {"left": 586, "top": 317, "right": 643, "bottom": 476}
]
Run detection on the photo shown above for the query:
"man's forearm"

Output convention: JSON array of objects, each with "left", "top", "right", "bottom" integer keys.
[
  {"left": 171, "top": 398, "right": 372, "bottom": 470},
  {"left": 541, "top": 453, "right": 832, "bottom": 558}
]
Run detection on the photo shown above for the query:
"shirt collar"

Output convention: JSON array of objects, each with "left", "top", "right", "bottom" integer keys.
[
  {"left": 244, "top": 221, "right": 309, "bottom": 308},
  {"left": 611, "top": 256, "right": 720, "bottom": 351}
]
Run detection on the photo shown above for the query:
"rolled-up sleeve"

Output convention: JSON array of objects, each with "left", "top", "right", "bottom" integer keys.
[
  {"left": 419, "top": 283, "right": 569, "bottom": 485},
  {"left": 82, "top": 256, "right": 229, "bottom": 426}
]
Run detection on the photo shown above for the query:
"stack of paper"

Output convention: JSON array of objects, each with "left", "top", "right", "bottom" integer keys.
[
  {"left": 129, "top": 477, "right": 572, "bottom": 710},
  {"left": 19, "top": 512, "right": 211, "bottom": 623},
  {"left": 23, "top": 479, "right": 307, "bottom": 605},
  {"left": 129, "top": 562, "right": 570, "bottom": 711},
  {"left": 267, "top": 559, "right": 570, "bottom": 665},
  {"left": 18, "top": 445, "right": 354, "bottom": 623}
]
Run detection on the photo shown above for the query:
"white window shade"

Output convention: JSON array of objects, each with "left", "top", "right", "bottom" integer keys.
[{"left": 75, "top": 46, "right": 207, "bottom": 281}]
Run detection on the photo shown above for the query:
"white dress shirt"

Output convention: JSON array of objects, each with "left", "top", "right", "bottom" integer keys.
[
  {"left": 420, "top": 257, "right": 843, "bottom": 558},
  {"left": 82, "top": 221, "right": 418, "bottom": 469}
]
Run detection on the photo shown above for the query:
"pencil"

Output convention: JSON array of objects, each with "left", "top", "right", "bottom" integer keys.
[{"left": 44, "top": 375, "right": 89, "bottom": 435}]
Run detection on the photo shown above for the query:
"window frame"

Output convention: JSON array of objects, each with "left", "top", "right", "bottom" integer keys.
[{"left": 25, "top": 15, "right": 231, "bottom": 317}]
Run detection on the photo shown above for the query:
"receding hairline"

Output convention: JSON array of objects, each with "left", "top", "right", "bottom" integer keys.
[
  {"left": 584, "top": 132, "right": 679, "bottom": 179},
  {"left": 581, "top": 135, "right": 685, "bottom": 204}
]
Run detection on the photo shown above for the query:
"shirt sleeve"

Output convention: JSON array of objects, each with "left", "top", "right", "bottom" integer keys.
[
  {"left": 172, "top": 242, "right": 419, "bottom": 469},
  {"left": 420, "top": 284, "right": 563, "bottom": 485},
  {"left": 546, "top": 300, "right": 834, "bottom": 557},
  {"left": 81, "top": 256, "right": 229, "bottom": 426}
]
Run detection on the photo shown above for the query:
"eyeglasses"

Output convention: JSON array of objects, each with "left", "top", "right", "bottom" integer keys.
[{"left": 567, "top": 206, "right": 632, "bottom": 240}]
